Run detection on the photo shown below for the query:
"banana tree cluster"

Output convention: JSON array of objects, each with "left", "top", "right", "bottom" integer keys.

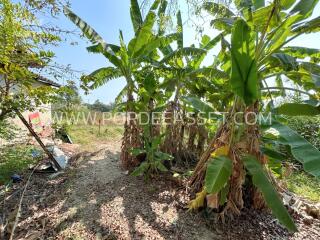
[
  {"left": 64, "top": 0, "right": 178, "bottom": 169},
  {"left": 64, "top": 0, "right": 219, "bottom": 170},
  {"left": 65, "top": 0, "right": 320, "bottom": 232}
]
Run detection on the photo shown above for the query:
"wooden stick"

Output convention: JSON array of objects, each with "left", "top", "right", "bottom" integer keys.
[{"left": 15, "top": 109, "right": 62, "bottom": 171}]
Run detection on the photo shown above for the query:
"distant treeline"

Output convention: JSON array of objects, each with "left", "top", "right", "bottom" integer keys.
[{"left": 84, "top": 100, "right": 115, "bottom": 112}]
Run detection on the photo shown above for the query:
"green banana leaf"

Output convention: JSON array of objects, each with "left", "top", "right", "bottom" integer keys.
[
  {"left": 290, "top": 0, "right": 319, "bottom": 20},
  {"left": 253, "top": 0, "right": 265, "bottom": 9},
  {"left": 160, "top": 47, "right": 206, "bottom": 64},
  {"left": 203, "top": 2, "right": 235, "bottom": 18},
  {"left": 85, "top": 67, "right": 122, "bottom": 89},
  {"left": 205, "top": 156, "right": 232, "bottom": 193},
  {"left": 64, "top": 7, "right": 115, "bottom": 56},
  {"left": 177, "top": 10, "right": 183, "bottom": 49},
  {"left": 230, "top": 18, "right": 258, "bottom": 105},
  {"left": 292, "top": 16, "right": 320, "bottom": 35},
  {"left": 283, "top": 46, "right": 320, "bottom": 59},
  {"left": 264, "top": 121, "right": 320, "bottom": 177},
  {"left": 275, "top": 103, "right": 320, "bottom": 116},
  {"left": 128, "top": 11, "right": 157, "bottom": 57},
  {"left": 157, "top": 0, "right": 168, "bottom": 35},
  {"left": 182, "top": 96, "right": 220, "bottom": 119},
  {"left": 243, "top": 155, "right": 297, "bottom": 232},
  {"left": 130, "top": 0, "right": 143, "bottom": 33}
]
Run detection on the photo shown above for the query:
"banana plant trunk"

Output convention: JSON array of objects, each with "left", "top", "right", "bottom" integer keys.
[
  {"left": 120, "top": 89, "right": 142, "bottom": 170},
  {"left": 190, "top": 101, "right": 266, "bottom": 216}
]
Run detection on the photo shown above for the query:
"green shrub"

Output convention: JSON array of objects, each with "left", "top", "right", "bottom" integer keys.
[
  {"left": 52, "top": 122, "right": 71, "bottom": 142},
  {"left": 287, "top": 116, "right": 320, "bottom": 150},
  {"left": 0, "top": 120, "right": 17, "bottom": 141},
  {"left": 0, "top": 145, "right": 42, "bottom": 184}
]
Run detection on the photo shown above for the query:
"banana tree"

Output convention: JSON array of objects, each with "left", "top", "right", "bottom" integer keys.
[
  {"left": 189, "top": 0, "right": 320, "bottom": 232},
  {"left": 130, "top": 67, "right": 174, "bottom": 177},
  {"left": 155, "top": 9, "right": 230, "bottom": 161},
  {"left": 64, "top": 0, "right": 177, "bottom": 169}
]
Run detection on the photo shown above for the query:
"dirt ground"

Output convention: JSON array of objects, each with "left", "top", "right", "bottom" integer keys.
[{"left": 2, "top": 140, "right": 320, "bottom": 240}]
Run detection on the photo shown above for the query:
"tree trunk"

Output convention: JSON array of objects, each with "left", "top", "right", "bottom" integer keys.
[
  {"left": 189, "top": 101, "right": 266, "bottom": 217},
  {"left": 120, "top": 90, "right": 142, "bottom": 170}
]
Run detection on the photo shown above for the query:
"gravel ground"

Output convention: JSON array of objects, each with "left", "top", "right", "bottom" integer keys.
[{"left": 2, "top": 142, "right": 319, "bottom": 240}]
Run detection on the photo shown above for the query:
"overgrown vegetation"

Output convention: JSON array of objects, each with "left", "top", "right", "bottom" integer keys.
[
  {"left": 286, "top": 171, "right": 320, "bottom": 202},
  {"left": 63, "top": 0, "right": 320, "bottom": 232},
  {"left": 1, "top": 0, "right": 320, "bottom": 236},
  {"left": 0, "top": 0, "right": 71, "bottom": 121},
  {"left": 68, "top": 124, "right": 123, "bottom": 148},
  {"left": 0, "top": 145, "right": 43, "bottom": 184},
  {"left": 0, "top": 120, "right": 16, "bottom": 141},
  {"left": 287, "top": 116, "right": 320, "bottom": 151}
]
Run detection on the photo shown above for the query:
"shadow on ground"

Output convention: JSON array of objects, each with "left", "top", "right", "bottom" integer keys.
[{"left": 4, "top": 143, "right": 317, "bottom": 240}]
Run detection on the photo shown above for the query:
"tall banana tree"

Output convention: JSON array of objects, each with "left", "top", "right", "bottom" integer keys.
[
  {"left": 155, "top": 10, "right": 229, "bottom": 159},
  {"left": 189, "top": 0, "right": 320, "bottom": 232},
  {"left": 64, "top": 0, "right": 177, "bottom": 169}
]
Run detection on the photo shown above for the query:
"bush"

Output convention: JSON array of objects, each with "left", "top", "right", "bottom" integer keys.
[
  {"left": 287, "top": 116, "right": 320, "bottom": 150},
  {"left": 52, "top": 122, "right": 71, "bottom": 142},
  {"left": 0, "top": 145, "right": 43, "bottom": 184},
  {"left": 0, "top": 120, "right": 17, "bottom": 141}
]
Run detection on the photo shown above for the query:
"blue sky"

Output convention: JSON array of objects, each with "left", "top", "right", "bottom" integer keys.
[{"left": 46, "top": 1, "right": 320, "bottom": 104}]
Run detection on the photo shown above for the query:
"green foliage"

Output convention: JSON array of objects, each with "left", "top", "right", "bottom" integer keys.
[
  {"left": 65, "top": 1, "right": 175, "bottom": 109},
  {"left": 130, "top": 0, "right": 143, "bottom": 33},
  {"left": 276, "top": 103, "right": 320, "bottom": 116},
  {"left": 131, "top": 134, "right": 174, "bottom": 177},
  {"left": 290, "top": 0, "right": 319, "bottom": 19},
  {"left": 63, "top": 6, "right": 107, "bottom": 48},
  {"left": 82, "top": 67, "right": 122, "bottom": 90},
  {"left": 86, "top": 100, "right": 115, "bottom": 112},
  {"left": 243, "top": 155, "right": 297, "bottom": 232},
  {"left": 286, "top": 171, "right": 320, "bottom": 202},
  {"left": 264, "top": 121, "right": 320, "bottom": 177},
  {"left": 68, "top": 124, "right": 123, "bottom": 150},
  {"left": 0, "top": 120, "right": 16, "bottom": 141},
  {"left": 131, "top": 146, "right": 173, "bottom": 177},
  {"left": 230, "top": 19, "right": 258, "bottom": 105},
  {"left": 182, "top": 96, "right": 219, "bottom": 119},
  {"left": 205, "top": 156, "right": 232, "bottom": 193},
  {"left": 0, "top": 0, "right": 63, "bottom": 120},
  {"left": 65, "top": 0, "right": 320, "bottom": 232},
  {"left": 131, "top": 69, "right": 173, "bottom": 177},
  {"left": 53, "top": 80, "right": 82, "bottom": 114},
  {"left": 203, "top": 1, "right": 235, "bottom": 18},
  {"left": 0, "top": 145, "right": 42, "bottom": 184},
  {"left": 287, "top": 116, "right": 320, "bottom": 151}
]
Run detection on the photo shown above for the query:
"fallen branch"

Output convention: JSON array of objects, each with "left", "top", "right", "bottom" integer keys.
[{"left": 15, "top": 109, "right": 62, "bottom": 171}]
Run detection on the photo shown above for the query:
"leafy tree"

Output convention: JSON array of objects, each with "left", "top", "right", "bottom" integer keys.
[
  {"left": 25, "top": 0, "right": 69, "bottom": 15},
  {"left": 0, "top": 0, "right": 64, "bottom": 121},
  {"left": 53, "top": 80, "right": 82, "bottom": 114}
]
